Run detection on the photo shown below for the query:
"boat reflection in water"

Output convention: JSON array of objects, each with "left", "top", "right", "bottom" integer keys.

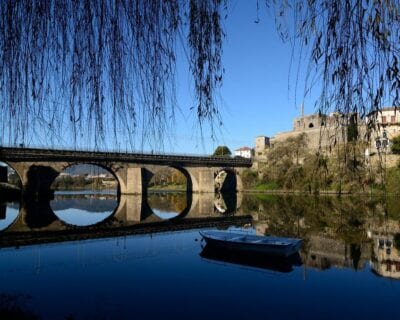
[{"left": 200, "top": 243, "right": 302, "bottom": 273}]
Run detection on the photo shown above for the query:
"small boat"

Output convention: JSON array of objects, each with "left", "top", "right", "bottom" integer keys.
[{"left": 199, "top": 230, "right": 302, "bottom": 257}]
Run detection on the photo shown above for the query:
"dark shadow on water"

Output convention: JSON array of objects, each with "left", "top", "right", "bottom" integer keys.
[
  {"left": 200, "top": 244, "right": 302, "bottom": 273},
  {"left": 24, "top": 200, "right": 58, "bottom": 229}
]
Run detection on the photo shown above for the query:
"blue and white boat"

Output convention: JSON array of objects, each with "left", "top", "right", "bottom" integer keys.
[{"left": 199, "top": 230, "right": 302, "bottom": 257}]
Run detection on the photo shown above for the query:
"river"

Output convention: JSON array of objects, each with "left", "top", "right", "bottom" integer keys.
[{"left": 0, "top": 192, "right": 399, "bottom": 319}]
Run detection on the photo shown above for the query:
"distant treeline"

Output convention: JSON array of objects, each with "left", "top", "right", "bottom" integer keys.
[{"left": 53, "top": 175, "right": 116, "bottom": 190}]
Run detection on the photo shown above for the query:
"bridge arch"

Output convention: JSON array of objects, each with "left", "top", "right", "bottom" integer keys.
[
  {"left": 215, "top": 167, "right": 243, "bottom": 193},
  {"left": 145, "top": 165, "right": 195, "bottom": 192},
  {"left": 51, "top": 162, "right": 121, "bottom": 195},
  {"left": 0, "top": 161, "right": 23, "bottom": 188}
]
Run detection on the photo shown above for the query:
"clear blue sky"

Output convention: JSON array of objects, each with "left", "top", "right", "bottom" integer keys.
[{"left": 170, "top": 1, "right": 317, "bottom": 155}]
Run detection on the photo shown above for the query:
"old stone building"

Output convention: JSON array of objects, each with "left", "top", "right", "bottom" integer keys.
[{"left": 254, "top": 107, "right": 400, "bottom": 163}]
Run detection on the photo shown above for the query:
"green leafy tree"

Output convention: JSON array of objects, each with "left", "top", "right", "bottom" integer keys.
[
  {"left": 213, "top": 146, "right": 231, "bottom": 157},
  {"left": 391, "top": 136, "right": 400, "bottom": 154}
]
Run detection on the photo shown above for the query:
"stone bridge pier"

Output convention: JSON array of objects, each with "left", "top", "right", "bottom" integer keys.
[{"left": 116, "top": 166, "right": 244, "bottom": 195}]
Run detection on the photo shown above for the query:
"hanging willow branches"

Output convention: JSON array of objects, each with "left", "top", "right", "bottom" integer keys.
[
  {"left": 0, "top": 0, "right": 225, "bottom": 148},
  {"left": 275, "top": 0, "right": 400, "bottom": 125},
  {"left": 1, "top": 0, "right": 400, "bottom": 150}
]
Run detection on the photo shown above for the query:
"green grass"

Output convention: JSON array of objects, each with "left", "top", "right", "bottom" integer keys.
[
  {"left": 148, "top": 183, "right": 186, "bottom": 191},
  {"left": 253, "top": 182, "right": 280, "bottom": 191}
]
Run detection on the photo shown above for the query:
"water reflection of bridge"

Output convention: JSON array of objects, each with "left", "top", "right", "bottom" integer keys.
[{"left": 0, "top": 192, "right": 250, "bottom": 248}]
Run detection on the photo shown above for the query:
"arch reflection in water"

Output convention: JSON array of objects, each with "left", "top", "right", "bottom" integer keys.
[
  {"left": 146, "top": 192, "right": 189, "bottom": 220},
  {"left": 214, "top": 192, "right": 237, "bottom": 215},
  {"left": 0, "top": 202, "right": 20, "bottom": 231},
  {"left": 50, "top": 193, "right": 118, "bottom": 226}
]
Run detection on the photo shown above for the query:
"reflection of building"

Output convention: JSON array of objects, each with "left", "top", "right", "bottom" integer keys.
[
  {"left": 304, "top": 235, "right": 369, "bottom": 271},
  {"left": 369, "top": 220, "right": 400, "bottom": 279}
]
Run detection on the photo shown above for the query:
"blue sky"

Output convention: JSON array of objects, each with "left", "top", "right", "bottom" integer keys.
[
  {"left": 171, "top": 1, "right": 317, "bottom": 155},
  {"left": 0, "top": 1, "right": 318, "bottom": 155}
]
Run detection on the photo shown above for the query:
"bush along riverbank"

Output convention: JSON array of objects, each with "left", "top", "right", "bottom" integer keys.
[{"left": 243, "top": 134, "right": 400, "bottom": 195}]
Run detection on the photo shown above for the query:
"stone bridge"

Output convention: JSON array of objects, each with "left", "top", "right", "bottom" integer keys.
[{"left": 0, "top": 147, "right": 252, "bottom": 197}]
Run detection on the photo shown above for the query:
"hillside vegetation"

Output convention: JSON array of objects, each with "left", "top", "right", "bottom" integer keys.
[{"left": 245, "top": 134, "right": 400, "bottom": 194}]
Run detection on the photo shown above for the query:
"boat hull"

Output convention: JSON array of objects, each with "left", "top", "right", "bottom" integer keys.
[{"left": 200, "top": 231, "right": 302, "bottom": 257}]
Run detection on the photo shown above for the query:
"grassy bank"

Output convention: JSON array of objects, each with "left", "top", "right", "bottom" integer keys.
[{"left": 148, "top": 184, "right": 186, "bottom": 192}]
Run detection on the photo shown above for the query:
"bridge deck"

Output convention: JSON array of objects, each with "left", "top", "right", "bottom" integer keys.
[{"left": 0, "top": 147, "right": 252, "bottom": 167}]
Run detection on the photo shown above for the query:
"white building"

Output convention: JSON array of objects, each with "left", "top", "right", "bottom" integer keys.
[
  {"left": 367, "top": 107, "right": 400, "bottom": 152},
  {"left": 234, "top": 146, "right": 252, "bottom": 159}
]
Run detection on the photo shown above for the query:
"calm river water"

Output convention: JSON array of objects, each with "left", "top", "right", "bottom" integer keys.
[{"left": 1, "top": 192, "right": 400, "bottom": 319}]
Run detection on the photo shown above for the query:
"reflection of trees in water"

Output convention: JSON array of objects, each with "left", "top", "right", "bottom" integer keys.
[
  {"left": 147, "top": 192, "right": 187, "bottom": 213},
  {"left": 242, "top": 194, "right": 400, "bottom": 272},
  {"left": 51, "top": 195, "right": 118, "bottom": 213},
  {"left": 243, "top": 194, "right": 397, "bottom": 243}
]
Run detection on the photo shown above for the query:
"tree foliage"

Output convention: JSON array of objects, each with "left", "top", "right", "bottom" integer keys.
[
  {"left": 391, "top": 136, "right": 400, "bottom": 154},
  {"left": 255, "top": 133, "right": 380, "bottom": 193},
  {"left": 263, "top": 133, "right": 309, "bottom": 188},
  {"left": 213, "top": 145, "right": 231, "bottom": 157}
]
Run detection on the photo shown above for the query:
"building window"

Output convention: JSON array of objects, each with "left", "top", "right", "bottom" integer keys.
[
  {"left": 391, "top": 115, "right": 396, "bottom": 123},
  {"left": 382, "top": 116, "right": 387, "bottom": 124}
]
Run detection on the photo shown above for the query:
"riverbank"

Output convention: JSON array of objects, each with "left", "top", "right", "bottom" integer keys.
[
  {"left": 243, "top": 188, "right": 399, "bottom": 196},
  {"left": 148, "top": 184, "right": 186, "bottom": 192}
]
